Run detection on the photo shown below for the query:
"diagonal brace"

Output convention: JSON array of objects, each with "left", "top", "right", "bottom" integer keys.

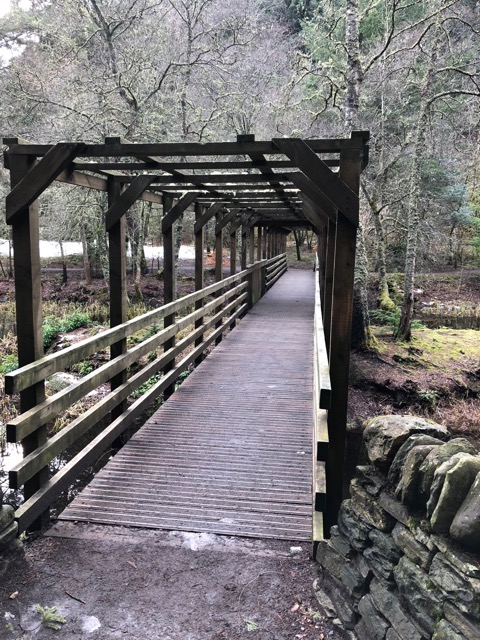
[
  {"left": 273, "top": 138, "right": 359, "bottom": 226},
  {"left": 105, "top": 175, "right": 157, "bottom": 230},
  {"left": 193, "top": 202, "right": 224, "bottom": 234},
  {"left": 162, "top": 192, "right": 201, "bottom": 232},
  {"left": 6, "top": 143, "right": 85, "bottom": 224}
]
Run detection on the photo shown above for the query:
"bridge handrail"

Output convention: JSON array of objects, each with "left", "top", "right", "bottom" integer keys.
[
  {"left": 6, "top": 265, "right": 259, "bottom": 396},
  {"left": 312, "top": 255, "right": 331, "bottom": 547},
  {"left": 8, "top": 254, "right": 288, "bottom": 532}
]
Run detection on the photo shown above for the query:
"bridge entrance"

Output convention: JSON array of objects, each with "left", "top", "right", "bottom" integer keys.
[{"left": 3, "top": 133, "right": 369, "bottom": 545}]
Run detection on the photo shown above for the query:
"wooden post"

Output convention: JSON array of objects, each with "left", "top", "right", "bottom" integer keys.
[
  {"left": 323, "top": 219, "right": 336, "bottom": 357},
  {"left": 256, "top": 227, "right": 262, "bottom": 262},
  {"left": 325, "top": 142, "right": 362, "bottom": 536},
  {"left": 249, "top": 226, "right": 255, "bottom": 265},
  {"left": 215, "top": 209, "right": 224, "bottom": 345},
  {"left": 8, "top": 150, "right": 48, "bottom": 530},
  {"left": 230, "top": 228, "right": 237, "bottom": 275},
  {"left": 108, "top": 178, "right": 128, "bottom": 427},
  {"left": 262, "top": 226, "right": 267, "bottom": 259},
  {"left": 241, "top": 224, "right": 247, "bottom": 270},
  {"left": 194, "top": 203, "right": 205, "bottom": 364},
  {"left": 163, "top": 194, "right": 176, "bottom": 399}
]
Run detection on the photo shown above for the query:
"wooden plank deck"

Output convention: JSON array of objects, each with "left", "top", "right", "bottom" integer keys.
[{"left": 60, "top": 269, "right": 315, "bottom": 541}]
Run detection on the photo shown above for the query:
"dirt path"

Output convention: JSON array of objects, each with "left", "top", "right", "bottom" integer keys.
[{"left": 1, "top": 523, "right": 344, "bottom": 640}]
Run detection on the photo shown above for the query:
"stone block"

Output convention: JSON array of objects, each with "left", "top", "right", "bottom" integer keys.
[
  {"left": 363, "top": 415, "right": 448, "bottom": 471},
  {"left": 330, "top": 525, "right": 356, "bottom": 559},
  {"left": 379, "top": 492, "right": 410, "bottom": 527},
  {"left": 439, "top": 545, "right": 480, "bottom": 579},
  {"left": 0, "top": 505, "right": 15, "bottom": 530},
  {"left": 429, "top": 554, "right": 480, "bottom": 620},
  {"left": 392, "top": 523, "right": 433, "bottom": 570},
  {"left": 350, "top": 478, "right": 396, "bottom": 532},
  {"left": 388, "top": 434, "right": 445, "bottom": 486},
  {"left": 316, "top": 540, "right": 347, "bottom": 581},
  {"left": 340, "top": 560, "right": 370, "bottom": 598},
  {"left": 369, "top": 529, "right": 402, "bottom": 562},
  {"left": 357, "top": 594, "right": 390, "bottom": 640},
  {"left": 356, "top": 465, "right": 387, "bottom": 496},
  {"left": 431, "top": 455, "right": 480, "bottom": 534},
  {"left": 386, "top": 629, "right": 403, "bottom": 640},
  {"left": 450, "top": 471, "right": 480, "bottom": 553},
  {"left": 317, "top": 575, "right": 359, "bottom": 629},
  {"left": 396, "top": 444, "right": 438, "bottom": 507},
  {"left": 419, "top": 439, "right": 477, "bottom": 505},
  {"left": 0, "top": 521, "right": 18, "bottom": 552},
  {"left": 338, "top": 499, "right": 373, "bottom": 551},
  {"left": 432, "top": 619, "right": 467, "bottom": 640},
  {"left": 427, "top": 453, "right": 479, "bottom": 520},
  {"left": 393, "top": 556, "right": 443, "bottom": 635},
  {"left": 369, "top": 579, "right": 424, "bottom": 640},
  {"left": 364, "top": 546, "right": 398, "bottom": 582},
  {"left": 444, "top": 603, "right": 480, "bottom": 640}
]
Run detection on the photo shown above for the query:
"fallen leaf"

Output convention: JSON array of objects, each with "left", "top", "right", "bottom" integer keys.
[
  {"left": 9, "top": 591, "right": 19, "bottom": 600},
  {"left": 290, "top": 603, "right": 300, "bottom": 612}
]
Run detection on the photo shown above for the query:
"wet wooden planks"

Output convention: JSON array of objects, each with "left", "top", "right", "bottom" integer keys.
[{"left": 60, "top": 270, "right": 315, "bottom": 540}]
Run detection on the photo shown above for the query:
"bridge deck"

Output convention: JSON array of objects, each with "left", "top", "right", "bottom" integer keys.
[{"left": 60, "top": 270, "right": 315, "bottom": 541}]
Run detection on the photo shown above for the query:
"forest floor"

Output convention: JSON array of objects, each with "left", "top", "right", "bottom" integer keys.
[{"left": 1, "top": 524, "right": 343, "bottom": 640}]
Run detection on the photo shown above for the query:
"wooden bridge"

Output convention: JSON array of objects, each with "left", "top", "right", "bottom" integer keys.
[{"left": 2, "top": 133, "right": 369, "bottom": 548}]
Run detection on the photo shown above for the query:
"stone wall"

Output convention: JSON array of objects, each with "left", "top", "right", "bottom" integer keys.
[{"left": 315, "top": 416, "right": 480, "bottom": 640}]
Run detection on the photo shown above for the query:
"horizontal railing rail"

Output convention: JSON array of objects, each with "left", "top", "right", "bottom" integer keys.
[
  {"left": 266, "top": 253, "right": 287, "bottom": 289},
  {"left": 6, "top": 256, "right": 289, "bottom": 532}
]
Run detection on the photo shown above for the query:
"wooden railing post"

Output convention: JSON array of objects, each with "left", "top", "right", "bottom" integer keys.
[
  {"left": 325, "top": 140, "right": 362, "bottom": 536},
  {"left": 241, "top": 224, "right": 248, "bottom": 270},
  {"left": 256, "top": 227, "right": 262, "bottom": 262},
  {"left": 230, "top": 227, "right": 237, "bottom": 275},
  {"left": 324, "top": 219, "right": 336, "bottom": 354},
  {"left": 162, "top": 194, "right": 176, "bottom": 399},
  {"left": 108, "top": 175, "right": 128, "bottom": 425},
  {"left": 249, "top": 226, "right": 255, "bottom": 265},
  {"left": 195, "top": 202, "right": 205, "bottom": 364},
  {"left": 8, "top": 148, "right": 48, "bottom": 530},
  {"left": 215, "top": 208, "right": 224, "bottom": 345}
]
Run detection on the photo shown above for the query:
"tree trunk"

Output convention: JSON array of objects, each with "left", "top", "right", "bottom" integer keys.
[
  {"left": 293, "top": 229, "right": 302, "bottom": 261},
  {"left": 396, "top": 61, "right": 435, "bottom": 340},
  {"left": 345, "top": 0, "right": 373, "bottom": 350},
  {"left": 351, "top": 224, "right": 375, "bottom": 349},
  {"left": 57, "top": 240, "right": 67, "bottom": 284},
  {"left": 80, "top": 224, "right": 92, "bottom": 285}
]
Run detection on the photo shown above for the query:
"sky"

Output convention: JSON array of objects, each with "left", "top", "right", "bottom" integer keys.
[{"left": 0, "top": 1, "right": 31, "bottom": 18}]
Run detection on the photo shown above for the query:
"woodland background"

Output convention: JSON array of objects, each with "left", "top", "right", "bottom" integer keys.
[{"left": 0, "top": 0, "right": 479, "bottom": 341}]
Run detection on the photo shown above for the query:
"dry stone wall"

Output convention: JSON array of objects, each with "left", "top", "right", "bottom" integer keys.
[{"left": 315, "top": 416, "right": 480, "bottom": 640}]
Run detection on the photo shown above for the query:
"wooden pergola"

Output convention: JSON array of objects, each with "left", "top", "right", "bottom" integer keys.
[{"left": 3, "top": 131, "right": 369, "bottom": 536}]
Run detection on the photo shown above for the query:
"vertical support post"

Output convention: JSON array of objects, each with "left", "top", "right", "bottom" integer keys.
[
  {"left": 249, "top": 226, "right": 255, "bottom": 265},
  {"left": 241, "top": 224, "right": 247, "bottom": 270},
  {"left": 325, "top": 143, "right": 361, "bottom": 536},
  {"left": 194, "top": 202, "right": 205, "bottom": 364},
  {"left": 324, "top": 219, "right": 336, "bottom": 357},
  {"left": 163, "top": 194, "right": 176, "bottom": 399},
  {"left": 215, "top": 209, "right": 224, "bottom": 345},
  {"left": 256, "top": 227, "right": 262, "bottom": 262},
  {"left": 230, "top": 228, "right": 237, "bottom": 275},
  {"left": 262, "top": 226, "right": 267, "bottom": 259},
  {"left": 108, "top": 178, "right": 128, "bottom": 427},
  {"left": 9, "top": 151, "right": 47, "bottom": 530}
]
